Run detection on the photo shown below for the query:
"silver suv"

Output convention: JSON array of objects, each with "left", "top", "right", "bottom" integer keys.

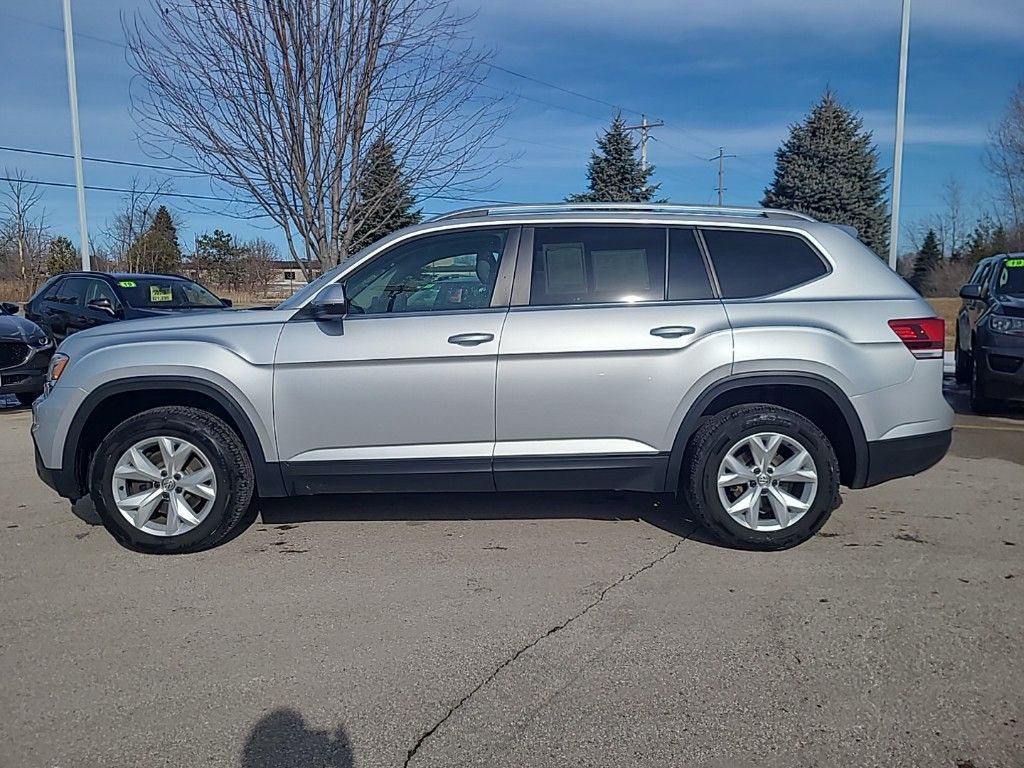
[{"left": 31, "top": 204, "right": 953, "bottom": 553}]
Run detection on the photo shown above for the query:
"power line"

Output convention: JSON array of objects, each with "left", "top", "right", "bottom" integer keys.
[
  {"left": 0, "top": 156, "right": 521, "bottom": 207},
  {"left": 484, "top": 63, "right": 645, "bottom": 118},
  {"left": 0, "top": 145, "right": 207, "bottom": 176}
]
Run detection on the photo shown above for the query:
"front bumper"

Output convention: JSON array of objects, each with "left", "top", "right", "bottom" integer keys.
[
  {"left": 1, "top": 348, "right": 50, "bottom": 396},
  {"left": 976, "top": 339, "right": 1024, "bottom": 403},
  {"left": 858, "top": 429, "right": 952, "bottom": 488}
]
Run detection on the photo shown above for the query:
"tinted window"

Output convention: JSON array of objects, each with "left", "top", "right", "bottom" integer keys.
[
  {"left": 84, "top": 279, "right": 119, "bottom": 306},
  {"left": 345, "top": 229, "right": 508, "bottom": 314},
  {"left": 530, "top": 226, "right": 665, "bottom": 306},
  {"left": 41, "top": 279, "right": 64, "bottom": 301},
  {"left": 56, "top": 277, "right": 88, "bottom": 306},
  {"left": 702, "top": 229, "right": 828, "bottom": 299},
  {"left": 668, "top": 228, "right": 714, "bottom": 301}
]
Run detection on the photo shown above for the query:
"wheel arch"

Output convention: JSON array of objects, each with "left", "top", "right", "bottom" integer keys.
[
  {"left": 63, "top": 377, "right": 285, "bottom": 499},
  {"left": 666, "top": 373, "right": 869, "bottom": 492}
]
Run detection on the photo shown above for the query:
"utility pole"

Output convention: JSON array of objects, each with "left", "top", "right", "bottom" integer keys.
[
  {"left": 888, "top": 0, "right": 911, "bottom": 271},
  {"left": 62, "top": 0, "right": 90, "bottom": 270},
  {"left": 708, "top": 147, "right": 737, "bottom": 206},
  {"left": 624, "top": 115, "right": 665, "bottom": 169}
]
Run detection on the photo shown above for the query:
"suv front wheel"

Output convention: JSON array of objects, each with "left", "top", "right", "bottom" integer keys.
[
  {"left": 683, "top": 404, "right": 840, "bottom": 550},
  {"left": 90, "top": 406, "right": 255, "bottom": 554}
]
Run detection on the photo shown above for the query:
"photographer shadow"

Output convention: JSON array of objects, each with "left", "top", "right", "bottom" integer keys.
[{"left": 241, "top": 708, "right": 354, "bottom": 768}]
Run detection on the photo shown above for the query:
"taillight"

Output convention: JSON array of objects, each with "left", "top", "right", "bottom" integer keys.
[{"left": 888, "top": 317, "right": 945, "bottom": 359}]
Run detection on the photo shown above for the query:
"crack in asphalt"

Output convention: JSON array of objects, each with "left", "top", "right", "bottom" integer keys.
[{"left": 403, "top": 529, "right": 692, "bottom": 766}]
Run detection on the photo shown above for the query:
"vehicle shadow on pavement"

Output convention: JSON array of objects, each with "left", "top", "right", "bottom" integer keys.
[
  {"left": 240, "top": 708, "right": 354, "bottom": 768},
  {"left": 256, "top": 490, "right": 723, "bottom": 547},
  {"left": 944, "top": 379, "right": 1024, "bottom": 419}
]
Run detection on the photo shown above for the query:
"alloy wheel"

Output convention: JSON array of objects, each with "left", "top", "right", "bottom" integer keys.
[
  {"left": 111, "top": 436, "right": 217, "bottom": 536},
  {"left": 716, "top": 432, "right": 818, "bottom": 531}
]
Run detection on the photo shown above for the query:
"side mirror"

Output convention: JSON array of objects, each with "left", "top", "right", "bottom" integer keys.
[
  {"left": 959, "top": 284, "right": 983, "bottom": 301},
  {"left": 310, "top": 283, "right": 349, "bottom": 320},
  {"left": 0, "top": 301, "right": 18, "bottom": 316},
  {"left": 220, "top": 298, "right": 233, "bottom": 308},
  {"left": 87, "top": 297, "right": 118, "bottom": 317}
]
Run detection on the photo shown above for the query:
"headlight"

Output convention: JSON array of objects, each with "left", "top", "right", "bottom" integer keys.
[
  {"left": 47, "top": 353, "right": 70, "bottom": 385},
  {"left": 28, "top": 334, "right": 52, "bottom": 349},
  {"left": 989, "top": 315, "right": 1024, "bottom": 335}
]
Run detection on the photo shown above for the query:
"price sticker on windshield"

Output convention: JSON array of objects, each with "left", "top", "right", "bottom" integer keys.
[
  {"left": 149, "top": 285, "right": 173, "bottom": 302},
  {"left": 1006, "top": 258, "right": 1024, "bottom": 268}
]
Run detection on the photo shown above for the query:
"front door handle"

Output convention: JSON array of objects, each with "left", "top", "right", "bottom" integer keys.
[
  {"left": 650, "top": 325, "right": 695, "bottom": 338},
  {"left": 447, "top": 332, "right": 495, "bottom": 346}
]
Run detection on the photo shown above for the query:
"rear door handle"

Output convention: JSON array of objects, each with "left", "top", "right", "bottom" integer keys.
[
  {"left": 650, "top": 325, "right": 695, "bottom": 338},
  {"left": 447, "top": 332, "right": 495, "bottom": 346}
]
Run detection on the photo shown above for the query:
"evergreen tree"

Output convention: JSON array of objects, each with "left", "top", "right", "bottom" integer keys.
[
  {"left": 346, "top": 138, "right": 422, "bottom": 254},
  {"left": 194, "top": 229, "right": 241, "bottom": 289},
  {"left": 46, "top": 235, "right": 79, "bottom": 275},
  {"left": 568, "top": 114, "right": 658, "bottom": 203},
  {"left": 763, "top": 90, "right": 889, "bottom": 258},
  {"left": 127, "top": 205, "right": 182, "bottom": 273},
  {"left": 910, "top": 229, "right": 941, "bottom": 293}
]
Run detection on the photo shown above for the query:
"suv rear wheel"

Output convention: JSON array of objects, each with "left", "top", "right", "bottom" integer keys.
[
  {"left": 683, "top": 404, "right": 840, "bottom": 550},
  {"left": 89, "top": 406, "right": 254, "bottom": 554}
]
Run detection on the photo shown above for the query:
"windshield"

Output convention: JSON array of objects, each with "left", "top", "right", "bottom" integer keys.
[
  {"left": 995, "top": 257, "right": 1024, "bottom": 297},
  {"left": 117, "top": 277, "right": 225, "bottom": 309}
]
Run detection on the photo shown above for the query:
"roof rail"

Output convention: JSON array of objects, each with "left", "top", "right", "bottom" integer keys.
[{"left": 431, "top": 202, "right": 818, "bottom": 223}]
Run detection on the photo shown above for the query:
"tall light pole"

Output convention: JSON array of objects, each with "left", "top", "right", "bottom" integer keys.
[
  {"left": 62, "top": 0, "right": 91, "bottom": 270},
  {"left": 888, "top": 0, "right": 911, "bottom": 271}
]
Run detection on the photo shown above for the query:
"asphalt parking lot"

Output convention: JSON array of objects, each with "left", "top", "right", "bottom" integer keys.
[{"left": 1, "top": 385, "right": 1022, "bottom": 768}]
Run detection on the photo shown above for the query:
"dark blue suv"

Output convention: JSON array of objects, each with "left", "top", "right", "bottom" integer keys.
[
  {"left": 955, "top": 253, "right": 1024, "bottom": 411},
  {"left": 25, "top": 272, "right": 230, "bottom": 343}
]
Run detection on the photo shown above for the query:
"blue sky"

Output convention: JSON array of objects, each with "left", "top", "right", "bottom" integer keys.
[{"left": 1, "top": 0, "right": 1022, "bottom": 256}]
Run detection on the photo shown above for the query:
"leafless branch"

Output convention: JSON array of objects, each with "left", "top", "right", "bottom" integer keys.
[{"left": 125, "top": 0, "right": 510, "bottom": 270}]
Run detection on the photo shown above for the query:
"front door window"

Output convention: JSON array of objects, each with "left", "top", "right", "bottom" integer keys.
[{"left": 344, "top": 229, "right": 509, "bottom": 315}]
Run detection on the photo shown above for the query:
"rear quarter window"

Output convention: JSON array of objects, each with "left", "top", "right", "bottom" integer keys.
[{"left": 701, "top": 229, "right": 829, "bottom": 299}]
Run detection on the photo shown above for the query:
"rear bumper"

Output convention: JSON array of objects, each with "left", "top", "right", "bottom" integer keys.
[{"left": 855, "top": 429, "right": 952, "bottom": 488}]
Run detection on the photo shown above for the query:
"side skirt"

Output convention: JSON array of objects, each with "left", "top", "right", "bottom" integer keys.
[{"left": 279, "top": 454, "right": 670, "bottom": 495}]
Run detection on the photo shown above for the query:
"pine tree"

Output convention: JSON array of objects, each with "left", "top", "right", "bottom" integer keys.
[
  {"left": 910, "top": 229, "right": 941, "bottom": 293},
  {"left": 194, "top": 229, "right": 241, "bottom": 289},
  {"left": 568, "top": 114, "right": 658, "bottom": 203},
  {"left": 46, "top": 235, "right": 79, "bottom": 275},
  {"left": 127, "top": 205, "right": 182, "bottom": 273},
  {"left": 763, "top": 90, "right": 889, "bottom": 258},
  {"left": 346, "top": 138, "right": 422, "bottom": 255}
]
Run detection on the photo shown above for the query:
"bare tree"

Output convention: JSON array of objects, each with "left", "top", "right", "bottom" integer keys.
[
  {"left": 238, "top": 237, "right": 279, "bottom": 295},
  {"left": 986, "top": 81, "right": 1024, "bottom": 248},
  {"left": 102, "top": 177, "right": 172, "bottom": 271},
  {"left": 940, "top": 176, "right": 968, "bottom": 259},
  {"left": 1, "top": 170, "right": 50, "bottom": 295},
  {"left": 125, "top": 0, "right": 509, "bottom": 273}
]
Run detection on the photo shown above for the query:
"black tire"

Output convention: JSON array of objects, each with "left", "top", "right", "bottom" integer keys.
[
  {"left": 970, "top": 356, "right": 1000, "bottom": 415},
  {"left": 954, "top": 330, "right": 971, "bottom": 385},
  {"left": 89, "top": 406, "right": 254, "bottom": 554},
  {"left": 15, "top": 391, "right": 39, "bottom": 407},
  {"left": 683, "top": 404, "right": 841, "bottom": 551}
]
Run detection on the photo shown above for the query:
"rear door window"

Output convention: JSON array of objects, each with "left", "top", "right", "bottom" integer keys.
[
  {"left": 668, "top": 228, "right": 714, "bottom": 301},
  {"left": 702, "top": 229, "right": 828, "bottom": 299},
  {"left": 530, "top": 226, "right": 666, "bottom": 306}
]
